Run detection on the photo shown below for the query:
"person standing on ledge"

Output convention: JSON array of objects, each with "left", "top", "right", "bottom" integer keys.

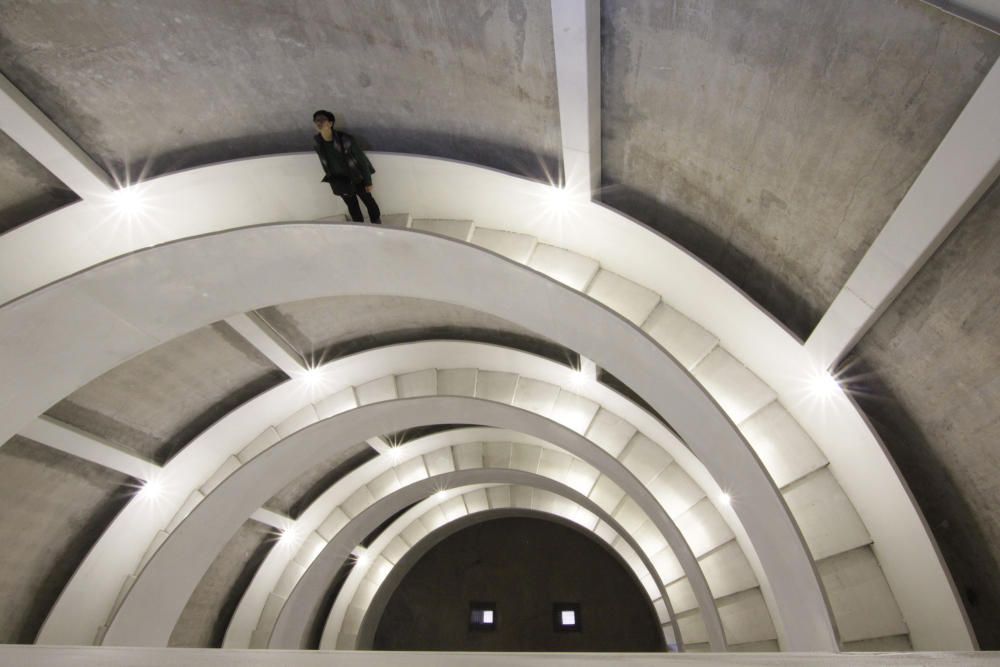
[{"left": 312, "top": 110, "right": 381, "bottom": 224}]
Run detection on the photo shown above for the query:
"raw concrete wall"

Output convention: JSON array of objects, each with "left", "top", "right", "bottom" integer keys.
[
  {"left": 265, "top": 443, "right": 376, "bottom": 519},
  {"left": 373, "top": 517, "right": 665, "bottom": 652},
  {"left": 600, "top": 0, "right": 999, "bottom": 337},
  {"left": 854, "top": 180, "right": 1000, "bottom": 649},
  {"left": 0, "top": 0, "right": 560, "bottom": 187},
  {"left": 169, "top": 519, "right": 275, "bottom": 648},
  {"left": 0, "top": 132, "right": 76, "bottom": 235},
  {"left": 0, "top": 437, "right": 132, "bottom": 643},
  {"left": 45, "top": 322, "right": 286, "bottom": 464}
]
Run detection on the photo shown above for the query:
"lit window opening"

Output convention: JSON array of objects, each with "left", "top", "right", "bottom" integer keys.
[
  {"left": 553, "top": 602, "right": 581, "bottom": 632},
  {"left": 469, "top": 602, "right": 497, "bottom": 631}
]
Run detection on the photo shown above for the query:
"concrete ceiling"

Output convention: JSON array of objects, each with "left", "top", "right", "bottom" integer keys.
[
  {"left": 0, "top": 437, "right": 133, "bottom": 644},
  {"left": 0, "top": 0, "right": 561, "bottom": 182},
  {"left": 854, "top": 178, "right": 1000, "bottom": 644},
  {"left": 0, "top": 129, "right": 76, "bottom": 233},
  {"left": 600, "top": 0, "right": 999, "bottom": 337},
  {"left": 0, "top": 0, "right": 998, "bottom": 654},
  {"left": 45, "top": 321, "right": 287, "bottom": 465}
]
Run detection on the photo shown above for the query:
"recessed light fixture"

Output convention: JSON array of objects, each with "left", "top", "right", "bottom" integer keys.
[
  {"left": 469, "top": 602, "right": 497, "bottom": 630},
  {"left": 138, "top": 476, "right": 163, "bottom": 501},
  {"left": 109, "top": 184, "right": 146, "bottom": 220},
  {"left": 553, "top": 602, "right": 581, "bottom": 632},
  {"left": 547, "top": 185, "right": 571, "bottom": 210},
  {"left": 278, "top": 525, "right": 300, "bottom": 548},
  {"left": 809, "top": 369, "right": 841, "bottom": 399}
]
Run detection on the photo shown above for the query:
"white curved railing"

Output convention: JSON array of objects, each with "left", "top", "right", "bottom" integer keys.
[
  {"left": 224, "top": 362, "right": 771, "bottom": 651},
  {"left": 8, "top": 225, "right": 832, "bottom": 648},
  {"left": 104, "top": 397, "right": 727, "bottom": 649},
  {"left": 254, "top": 438, "right": 686, "bottom": 648},
  {"left": 41, "top": 344, "right": 735, "bottom": 649},
  {"left": 0, "top": 153, "right": 968, "bottom": 648}
]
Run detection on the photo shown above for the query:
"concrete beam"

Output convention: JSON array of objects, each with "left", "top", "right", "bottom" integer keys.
[
  {"left": 921, "top": 0, "right": 1000, "bottom": 34},
  {"left": 20, "top": 416, "right": 154, "bottom": 482},
  {"left": 365, "top": 437, "right": 392, "bottom": 455},
  {"left": 0, "top": 72, "right": 114, "bottom": 197},
  {"left": 807, "top": 57, "right": 1000, "bottom": 369},
  {"left": 551, "top": 0, "right": 600, "bottom": 196},
  {"left": 224, "top": 313, "right": 305, "bottom": 376},
  {"left": 250, "top": 508, "right": 289, "bottom": 530}
]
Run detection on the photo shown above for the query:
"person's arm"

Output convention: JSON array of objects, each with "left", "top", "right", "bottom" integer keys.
[{"left": 351, "top": 142, "right": 375, "bottom": 188}]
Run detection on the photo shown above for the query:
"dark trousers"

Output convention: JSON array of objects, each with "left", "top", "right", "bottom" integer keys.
[{"left": 340, "top": 188, "right": 381, "bottom": 224}]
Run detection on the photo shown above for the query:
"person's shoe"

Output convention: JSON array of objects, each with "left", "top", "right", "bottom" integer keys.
[{"left": 370, "top": 219, "right": 382, "bottom": 225}]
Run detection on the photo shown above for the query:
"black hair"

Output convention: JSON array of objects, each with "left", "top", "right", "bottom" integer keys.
[{"left": 313, "top": 109, "right": 335, "bottom": 124}]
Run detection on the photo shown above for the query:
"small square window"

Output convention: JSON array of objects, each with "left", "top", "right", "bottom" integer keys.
[
  {"left": 470, "top": 602, "right": 496, "bottom": 630},
  {"left": 553, "top": 602, "right": 581, "bottom": 632}
]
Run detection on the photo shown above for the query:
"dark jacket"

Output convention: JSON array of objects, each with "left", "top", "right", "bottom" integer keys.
[{"left": 313, "top": 131, "right": 376, "bottom": 196}]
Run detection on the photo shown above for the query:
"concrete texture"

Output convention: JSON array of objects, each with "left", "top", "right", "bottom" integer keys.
[
  {"left": 0, "top": 0, "right": 560, "bottom": 182},
  {"left": 45, "top": 322, "right": 286, "bottom": 464},
  {"left": 0, "top": 131, "right": 77, "bottom": 234},
  {"left": 256, "top": 296, "right": 574, "bottom": 367},
  {"left": 265, "top": 442, "right": 377, "bottom": 519},
  {"left": 0, "top": 436, "right": 132, "bottom": 643},
  {"left": 373, "top": 517, "right": 665, "bottom": 652},
  {"left": 600, "top": 0, "right": 999, "bottom": 337},
  {"left": 169, "top": 519, "right": 275, "bottom": 648},
  {"left": 854, "top": 180, "right": 1000, "bottom": 648}
]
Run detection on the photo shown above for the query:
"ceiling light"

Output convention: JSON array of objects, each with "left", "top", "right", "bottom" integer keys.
[
  {"left": 719, "top": 492, "right": 732, "bottom": 507},
  {"left": 435, "top": 489, "right": 449, "bottom": 501},
  {"left": 566, "top": 367, "right": 587, "bottom": 390},
  {"left": 278, "top": 525, "right": 300, "bottom": 547},
  {"left": 810, "top": 370, "right": 841, "bottom": 399},
  {"left": 138, "top": 476, "right": 163, "bottom": 501},
  {"left": 111, "top": 184, "right": 145, "bottom": 218},
  {"left": 299, "top": 366, "right": 322, "bottom": 385},
  {"left": 547, "top": 185, "right": 571, "bottom": 211}
]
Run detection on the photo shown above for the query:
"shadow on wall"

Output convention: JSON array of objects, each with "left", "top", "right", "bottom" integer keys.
[
  {"left": 599, "top": 184, "right": 821, "bottom": 341},
  {"left": 0, "top": 190, "right": 79, "bottom": 236},
  {"left": 207, "top": 530, "right": 277, "bottom": 648},
  {"left": 8, "top": 439, "right": 136, "bottom": 644},
  {"left": 847, "top": 356, "right": 1000, "bottom": 650},
  {"left": 372, "top": 516, "right": 665, "bottom": 652}
]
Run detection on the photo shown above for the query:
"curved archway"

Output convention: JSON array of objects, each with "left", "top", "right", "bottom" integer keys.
[
  {"left": 104, "top": 397, "right": 724, "bottom": 648},
  {"left": 6, "top": 223, "right": 835, "bottom": 649},
  {"left": 348, "top": 504, "right": 674, "bottom": 651},
  {"left": 267, "top": 471, "right": 678, "bottom": 650},
  {"left": 0, "top": 152, "right": 970, "bottom": 649},
  {"left": 47, "top": 343, "right": 742, "bottom": 649},
  {"left": 362, "top": 509, "right": 668, "bottom": 652}
]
